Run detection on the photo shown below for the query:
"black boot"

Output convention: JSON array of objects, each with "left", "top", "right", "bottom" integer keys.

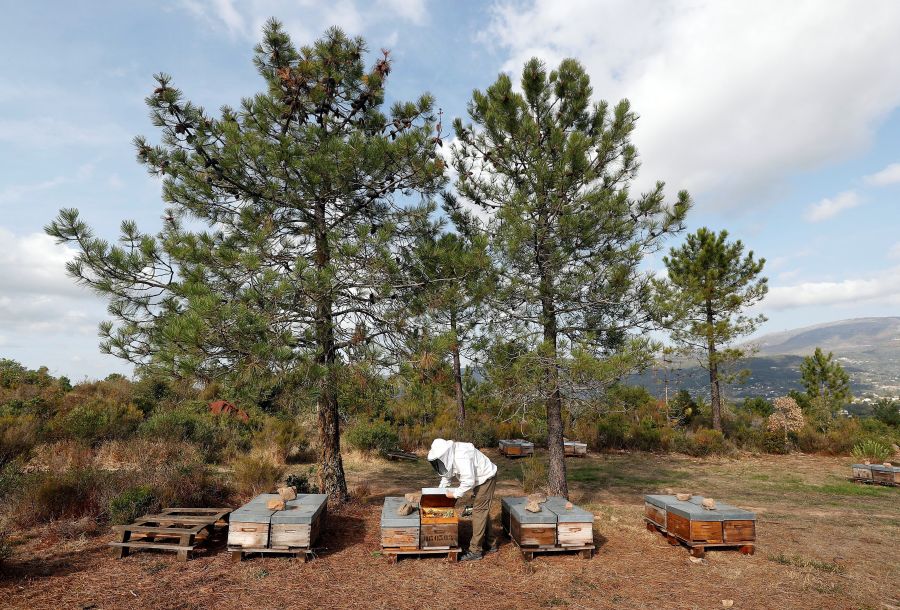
[{"left": 459, "top": 550, "right": 483, "bottom": 561}]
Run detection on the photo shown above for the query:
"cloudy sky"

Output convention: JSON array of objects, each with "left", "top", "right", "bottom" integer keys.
[{"left": 2, "top": 0, "right": 900, "bottom": 379}]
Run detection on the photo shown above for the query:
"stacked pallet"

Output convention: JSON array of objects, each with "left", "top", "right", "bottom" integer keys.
[
  {"left": 501, "top": 496, "right": 594, "bottom": 560},
  {"left": 380, "top": 491, "right": 460, "bottom": 562},
  {"left": 110, "top": 507, "right": 231, "bottom": 562},
  {"left": 852, "top": 463, "right": 900, "bottom": 486},
  {"left": 228, "top": 492, "right": 327, "bottom": 561},
  {"left": 499, "top": 439, "right": 535, "bottom": 458},
  {"left": 644, "top": 494, "right": 756, "bottom": 558},
  {"left": 563, "top": 440, "right": 588, "bottom": 457}
]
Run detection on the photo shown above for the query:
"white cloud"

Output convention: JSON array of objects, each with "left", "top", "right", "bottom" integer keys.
[
  {"left": 179, "top": 0, "right": 427, "bottom": 41},
  {"left": 767, "top": 267, "right": 900, "bottom": 310},
  {"left": 804, "top": 190, "right": 862, "bottom": 222},
  {"left": 485, "top": 1, "right": 900, "bottom": 204},
  {"left": 0, "top": 117, "right": 127, "bottom": 149},
  {"left": 0, "top": 163, "right": 96, "bottom": 205},
  {"left": 864, "top": 162, "right": 900, "bottom": 186},
  {"left": 888, "top": 242, "right": 900, "bottom": 259}
]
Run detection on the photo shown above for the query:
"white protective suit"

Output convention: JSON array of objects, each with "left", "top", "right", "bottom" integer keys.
[{"left": 427, "top": 438, "right": 497, "bottom": 499}]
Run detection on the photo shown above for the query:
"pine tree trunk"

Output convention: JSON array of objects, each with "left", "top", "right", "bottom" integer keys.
[
  {"left": 314, "top": 201, "right": 349, "bottom": 503},
  {"left": 706, "top": 301, "right": 722, "bottom": 432},
  {"left": 449, "top": 311, "right": 465, "bottom": 427},
  {"left": 540, "top": 284, "right": 568, "bottom": 498}
]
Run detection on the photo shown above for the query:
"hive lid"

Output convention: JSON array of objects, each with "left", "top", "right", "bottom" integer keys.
[
  {"left": 543, "top": 496, "right": 594, "bottom": 523},
  {"left": 421, "top": 488, "right": 458, "bottom": 508},
  {"left": 273, "top": 493, "right": 328, "bottom": 524},
  {"left": 851, "top": 464, "right": 872, "bottom": 470},
  {"left": 666, "top": 497, "right": 755, "bottom": 521},
  {"left": 381, "top": 496, "right": 420, "bottom": 528},
  {"left": 230, "top": 507, "right": 275, "bottom": 522},
  {"left": 503, "top": 496, "right": 557, "bottom": 524},
  {"left": 644, "top": 494, "right": 673, "bottom": 509},
  {"left": 500, "top": 439, "right": 534, "bottom": 447}
]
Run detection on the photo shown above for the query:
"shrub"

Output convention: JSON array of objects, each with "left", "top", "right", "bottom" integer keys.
[
  {"left": 456, "top": 415, "right": 498, "bottom": 448},
  {"left": 851, "top": 439, "right": 892, "bottom": 463},
  {"left": 52, "top": 400, "right": 142, "bottom": 445},
  {"left": 628, "top": 418, "right": 669, "bottom": 452},
  {"left": 0, "top": 529, "right": 11, "bottom": 563},
  {"left": 519, "top": 454, "right": 547, "bottom": 493},
  {"left": 762, "top": 430, "right": 790, "bottom": 454},
  {"left": 151, "top": 459, "right": 230, "bottom": 508},
  {"left": 285, "top": 470, "right": 320, "bottom": 494},
  {"left": 795, "top": 426, "right": 826, "bottom": 453},
  {"left": 108, "top": 486, "right": 157, "bottom": 525},
  {"left": 16, "top": 468, "right": 109, "bottom": 525},
  {"left": 140, "top": 405, "right": 218, "bottom": 457},
  {"left": 595, "top": 414, "right": 628, "bottom": 449},
  {"left": 346, "top": 419, "right": 399, "bottom": 455},
  {"left": 873, "top": 400, "right": 900, "bottom": 427},
  {"left": 0, "top": 414, "right": 41, "bottom": 466},
  {"left": 252, "top": 417, "right": 311, "bottom": 463},
  {"left": 673, "top": 428, "right": 727, "bottom": 456},
  {"left": 232, "top": 454, "right": 285, "bottom": 497}
]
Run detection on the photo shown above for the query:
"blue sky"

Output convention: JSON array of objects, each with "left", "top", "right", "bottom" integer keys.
[{"left": 1, "top": 0, "right": 900, "bottom": 380}]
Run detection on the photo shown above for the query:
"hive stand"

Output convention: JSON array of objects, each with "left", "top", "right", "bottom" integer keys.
[{"left": 110, "top": 508, "right": 231, "bottom": 562}]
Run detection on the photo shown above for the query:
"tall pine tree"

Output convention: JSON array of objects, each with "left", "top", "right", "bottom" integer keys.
[
  {"left": 452, "top": 58, "right": 689, "bottom": 496},
  {"left": 46, "top": 20, "right": 445, "bottom": 501},
  {"left": 799, "top": 347, "right": 851, "bottom": 421},
  {"left": 656, "top": 228, "right": 767, "bottom": 431}
]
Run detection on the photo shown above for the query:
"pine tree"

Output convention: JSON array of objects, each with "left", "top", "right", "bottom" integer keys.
[
  {"left": 799, "top": 347, "right": 851, "bottom": 421},
  {"left": 46, "top": 20, "right": 445, "bottom": 501},
  {"left": 452, "top": 58, "right": 690, "bottom": 496},
  {"left": 656, "top": 228, "right": 767, "bottom": 432},
  {"left": 407, "top": 200, "right": 494, "bottom": 425}
]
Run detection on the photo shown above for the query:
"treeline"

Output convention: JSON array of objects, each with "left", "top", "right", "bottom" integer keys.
[{"left": 37, "top": 19, "right": 895, "bottom": 502}]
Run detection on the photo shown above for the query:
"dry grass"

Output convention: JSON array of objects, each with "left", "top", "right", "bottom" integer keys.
[{"left": 0, "top": 451, "right": 897, "bottom": 609}]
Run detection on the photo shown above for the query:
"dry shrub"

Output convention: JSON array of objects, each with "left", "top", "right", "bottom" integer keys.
[
  {"left": 15, "top": 468, "right": 109, "bottom": 527},
  {"left": 25, "top": 440, "right": 94, "bottom": 473},
  {"left": 149, "top": 459, "right": 230, "bottom": 508},
  {"left": 251, "top": 417, "right": 311, "bottom": 463},
  {"left": 519, "top": 455, "right": 547, "bottom": 494},
  {"left": 94, "top": 439, "right": 203, "bottom": 471},
  {"left": 351, "top": 481, "right": 371, "bottom": 501},
  {"left": 52, "top": 516, "right": 101, "bottom": 539},
  {"left": 232, "top": 453, "right": 285, "bottom": 497},
  {"left": 0, "top": 414, "right": 41, "bottom": 466}
]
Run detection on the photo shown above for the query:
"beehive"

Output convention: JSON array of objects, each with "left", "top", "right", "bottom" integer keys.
[
  {"left": 380, "top": 497, "right": 420, "bottom": 550},
  {"left": 643, "top": 494, "right": 668, "bottom": 529},
  {"left": 647, "top": 495, "right": 756, "bottom": 546},
  {"left": 563, "top": 441, "right": 588, "bottom": 457},
  {"left": 502, "top": 496, "right": 557, "bottom": 548},
  {"left": 870, "top": 464, "right": 900, "bottom": 485},
  {"left": 419, "top": 489, "right": 458, "bottom": 549},
  {"left": 269, "top": 493, "right": 327, "bottom": 549},
  {"left": 851, "top": 463, "right": 873, "bottom": 480},
  {"left": 227, "top": 494, "right": 279, "bottom": 548},
  {"left": 543, "top": 496, "right": 593, "bottom": 546},
  {"left": 499, "top": 439, "right": 535, "bottom": 458}
]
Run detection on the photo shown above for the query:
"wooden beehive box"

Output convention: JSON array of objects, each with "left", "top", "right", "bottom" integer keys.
[
  {"left": 419, "top": 489, "right": 458, "bottom": 550},
  {"left": 502, "top": 497, "right": 557, "bottom": 548},
  {"left": 543, "top": 496, "right": 593, "bottom": 546},
  {"left": 563, "top": 441, "right": 588, "bottom": 457},
  {"left": 227, "top": 494, "right": 280, "bottom": 548},
  {"left": 851, "top": 463, "right": 873, "bottom": 480},
  {"left": 643, "top": 494, "right": 669, "bottom": 529},
  {"left": 870, "top": 464, "right": 900, "bottom": 485},
  {"left": 380, "top": 497, "right": 420, "bottom": 550},
  {"left": 499, "top": 439, "right": 535, "bottom": 458},
  {"left": 269, "top": 493, "right": 327, "bottom": 550},
  {"left": 665, "top": 496, "right": 756, "bottom": 546}
]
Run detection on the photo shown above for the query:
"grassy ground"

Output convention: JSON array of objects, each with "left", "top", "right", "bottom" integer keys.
[{"left": 1, "top": 450, "right": 897, "bottom": 609}]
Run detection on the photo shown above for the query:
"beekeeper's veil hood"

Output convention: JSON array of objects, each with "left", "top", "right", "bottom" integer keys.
[{"left": 427, "top": 438, "right": 454, "bottom": 477}]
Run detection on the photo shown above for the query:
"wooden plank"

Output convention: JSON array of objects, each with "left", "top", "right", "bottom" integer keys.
[
  {"left": 160, "top": 507, "right": 228, "bottom": 514},
  {"left": 644, "top": 503, "right": 666, "bottom": 528},
  {"left": 381, "top": 527, "right": 420, "bottom": 549},
  {"left": 723, "top": 520, "right": 756, "bottom": 543},
  {"left": 557, "top": 522, "right": 592, "bottom": 546},
  {"left": 109, "top": 542, "right": 196, "bottom": 551},
  {"left": 666, "top": 511, "right": 690, "bottom": 540},
  {"left": 421, "top": 522, "right": 459, "bottom": 549},
  {"left": 270, "top": 523, "right": 311, "bottom": 548},
  {"left": 511, "top": 518, "right": 556, "bottom": 548},
  {"left": 112, "top": 524, "right": 206, "bottom": 536},
  {"left": 227, "top": 522, "right": 270, "bottom": 548}
]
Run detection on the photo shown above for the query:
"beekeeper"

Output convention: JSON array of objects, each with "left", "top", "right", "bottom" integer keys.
[{"left": 427, "top": 438, "right": 498, "bottom": 561}]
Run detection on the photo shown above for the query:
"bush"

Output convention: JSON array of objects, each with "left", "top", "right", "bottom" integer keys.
[
  {"left": 285, "top": 470, "right": 320, "bottom": 494},
  {"left": 0, "top": 529, "right": 11, "bottom": 563},
  {"left": 140, "top": 405, "right": 218, "bottom": 457},
  {"left": 52, "top": 400, "right": 142, "bottom": 445},
  {"left": 628, "top": 418, "right": 666, "bottom": 452},
  {"left": 232, "top": 454, "right": 285, "bottom": 497},
  {"left": 252, "top": 417, "right": 311, "bottom": 463},
  {"left": 151, "top": 459, "right": 230, "bottom": 508},
  {"left": 346, "top": 419, "right": 399, "bottom": 454},
  {"left": 0, "top": 414, "right": 41, "bottom": 466},
  {"left": 762, "top": 430, "right": 790, "bottom": 454},
  {"left": 851, "top": 439, "right": 892, "bottom": 463},
  {"left": 595, "top": 414, "right": 628, "bottom": 450},
  {"left": 16, "top": 468, "right": 109, "bottom": 525},
  {"left": 457, "top": 415, "right": 498, "bottom": 448},
  {"left": 795, "top": 426, "right": 826, "bottom": 453},
  {"left": 519, "top": 455, "right": 547, "bottom": 493},
  {"left": 108, "top": 485, "right": 157, "bottom": 525},
  {"left": 673, "top": 428, "right": 728, "bottom": 456}
]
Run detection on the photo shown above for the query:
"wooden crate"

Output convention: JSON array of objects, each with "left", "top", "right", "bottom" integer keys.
[
  {"left": 502, "top": 496, "right": 595, "bottom": 560},
  {"left": 499, "top": 439, "right": 534, "bottom": 458},
  {"left": 869, "top": 464, "right": 900, "bottom": 486},
  {"left": 644, "top": 494, "right": 755, "bottom": 558},
  {"left": 851, "top": 464, "right": 873, "bottom": 480},
  {"left": 110, "top": 507, "right": 231, "bottom": 562},
  {"left": 421, "top": 523, "right": 459, "bottom": 549},
  {"left": 563, "top": 441, "right": 587, "bottom": 457},
  {"left": 420, "top": 489, "right": 458, "bottom": 549},
  {"left": 381, "top": 496, "right": 420, "bottom": 550},
  {"left": 269, "top": 493, "right": 327, "bottom": 550}
]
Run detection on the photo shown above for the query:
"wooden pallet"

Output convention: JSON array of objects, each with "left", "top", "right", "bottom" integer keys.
[
  {"left": 645, "top": 519, "right": 754, "bottom": 558},
  {"left": 110, "top": 508, "right": 231, "bottom": 562},
  {"left": 506, "top": 534, "right": 593, "bottom": 560},
  {"left": 382, "top": 546, "right": 460, "bottom": 564},
  {"left": 229, "top": 545, "right": 315, "bottom": 562},
  {"left": 849, "top": 476, "right": 899, "bottom": 487}
]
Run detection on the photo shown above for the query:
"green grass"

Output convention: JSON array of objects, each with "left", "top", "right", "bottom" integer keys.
[{"left": 768, "top": 553, "right": 844, "bottom": 574}]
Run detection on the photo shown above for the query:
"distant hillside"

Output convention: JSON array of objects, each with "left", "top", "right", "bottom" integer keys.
[{"left": 633, "top": 317, "right": 900, "bottom": 398}]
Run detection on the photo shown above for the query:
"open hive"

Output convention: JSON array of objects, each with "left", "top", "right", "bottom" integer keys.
[
  {"left": 499, "top": 439, "right": 535, "bottom": 458},
  {"left": 644, "top": 494, "right": 756, "bottom": 554},
  {"left": 380, "top": 491, "right": 459, "bottom": 552}
]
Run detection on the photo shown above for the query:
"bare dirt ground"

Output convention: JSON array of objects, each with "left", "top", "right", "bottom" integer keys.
[{"left": 1, "top": 451, "right": 897, "bottom": 610}]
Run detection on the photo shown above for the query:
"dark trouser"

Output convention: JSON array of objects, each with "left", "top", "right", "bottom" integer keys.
[{"left": 469, "top": 475, "right": 496, "bottom": 552}]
